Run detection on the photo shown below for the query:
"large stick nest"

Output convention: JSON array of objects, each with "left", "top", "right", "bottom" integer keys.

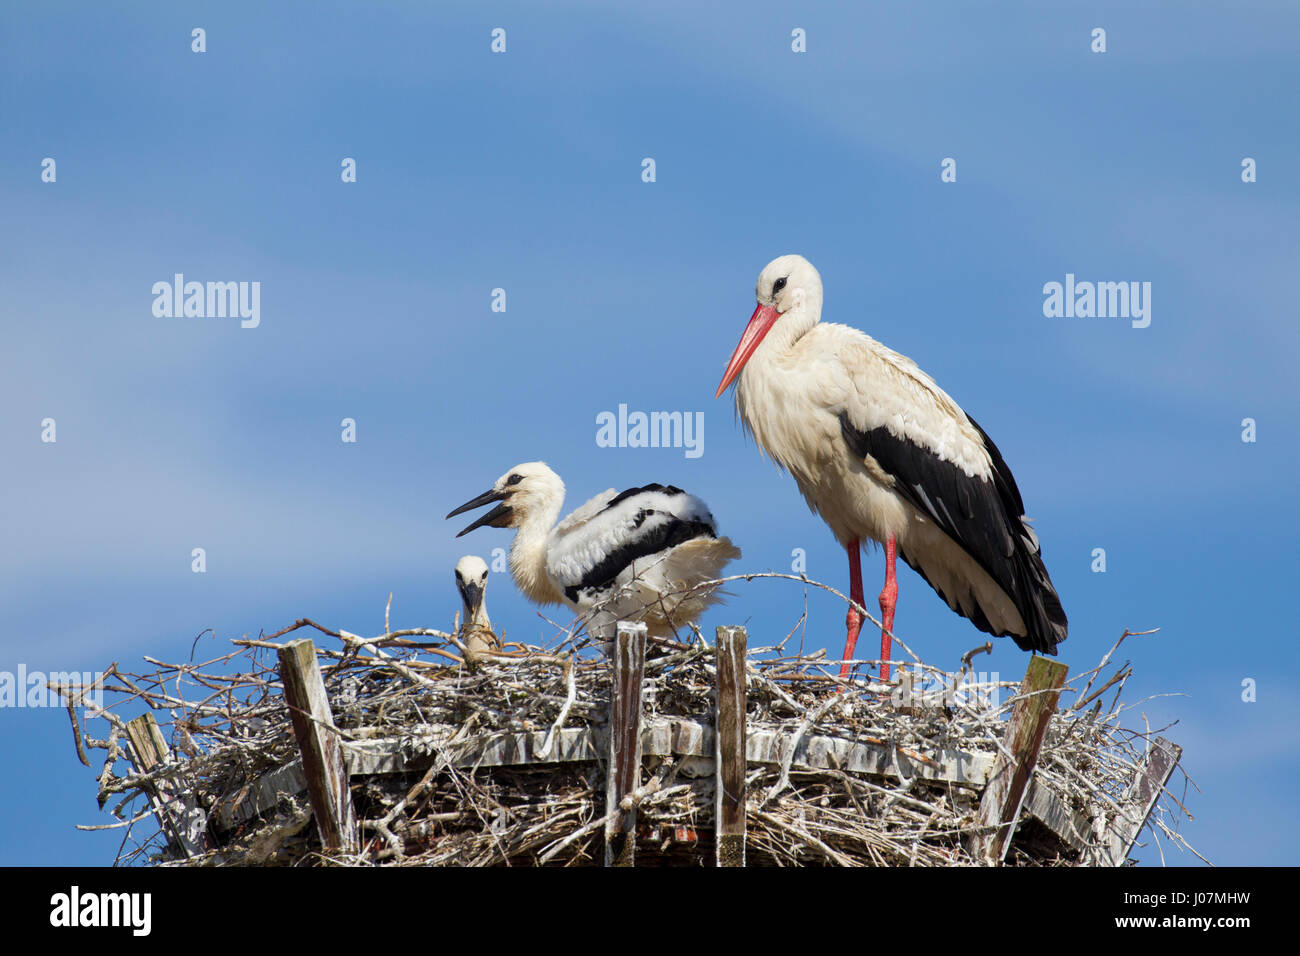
[{"left": 62, "top": 575, "right": 1202, "bottom": 867}]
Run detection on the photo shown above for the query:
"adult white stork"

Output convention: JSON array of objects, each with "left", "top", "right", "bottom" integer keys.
[
  {"left": 715, "top": 254, "right": 1067, "bottom": 681},
  {"left": 453, "top": 555, "right": 499, "bottom": 665},
  {"left": 446, "top": 462, "right": 741, "bottom": 647}
]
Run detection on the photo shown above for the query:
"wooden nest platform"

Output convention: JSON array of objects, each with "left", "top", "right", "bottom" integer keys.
[{"left": 65, "top": 609, "right": 1201, "bottom": 866}]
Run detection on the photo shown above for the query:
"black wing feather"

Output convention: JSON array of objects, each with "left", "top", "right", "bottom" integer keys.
[
  {"left": 838, "top": 412, "right": 1067, "bottom": 654},
  {"left": 603, "top": 483, "right": 685, "bottom": 510},
  {"left": 563, "top": 486, "right": 714, "bottom": 603}
]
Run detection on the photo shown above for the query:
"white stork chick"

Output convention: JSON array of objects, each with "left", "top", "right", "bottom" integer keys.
[
  {"left": 454, "top": 555, "right": 498, "bottom": 665},
  {"left": 716, "top": 254, "right": 1067, "bottom": 680},
  {"left": 446, "top": 462, "right": 740, "bottom": 647}
]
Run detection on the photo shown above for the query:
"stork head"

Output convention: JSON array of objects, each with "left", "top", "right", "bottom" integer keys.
[
  {"left": 446, "top": 461, "right": 566, "bottom": 537},
  {"left": 715, "top": 254, "right": 823, "bottom": 398},
  {"left": 454, "top": 555, "right": 490, "bottom": 623}
]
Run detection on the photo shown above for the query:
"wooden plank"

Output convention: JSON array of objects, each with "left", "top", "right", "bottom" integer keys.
[
  {"left": 352, "top": 720, "right": 992, "bottom": 785},
  {"left": 967, "top": 656, "right": 1069, "bottom": 863},
  {"left": 214, "top": 759, "right": 308, "bottom": 830},
  {"left": 125, "top": 711, "right": 168, "bottom": 769},
  {"left": 1096, "top": 736, "right": 1182, "bottom": 866},
  {"left": 1024, "top": 781, "right": 1091, "bottom": 852},
  {"left": 221, "top": 721, "right": 1091, "bottom": 857},
  {"left": 125, "top": 713, "right": 208, "bottom": 858},
  {"left": 224, "top": 717, "right": 1000, "bottom": 828},
  {"left": 742, "top": 727, "right": 990, "bottom": 787},
  {"left": 277, "top": 638, "right": 358, "bottom": 854},
  {"left": 714, "top": 626, "right": 747, "bottom": 867},
  {"left": 605, "top": 622, "right": 646, "bottom": 867},
  {"left": 219, "top": 722, "right": 1089, "bottom": 855}
]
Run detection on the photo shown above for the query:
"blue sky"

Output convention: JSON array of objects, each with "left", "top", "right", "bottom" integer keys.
[{"left": 2, "top": 1, "right": 1297, "bottom": 865}]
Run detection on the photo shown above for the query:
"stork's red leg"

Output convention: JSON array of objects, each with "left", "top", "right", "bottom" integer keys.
[
  {"left": 879, "top": 534, "right": 898, "bottom": 682},
  {"left": 838, "top": 540, "right": 865, "bottom": 680}
]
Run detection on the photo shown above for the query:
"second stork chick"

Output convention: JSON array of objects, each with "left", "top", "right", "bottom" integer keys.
[{"left": 454, "top": 555, "right": 499, "bottom": 665}]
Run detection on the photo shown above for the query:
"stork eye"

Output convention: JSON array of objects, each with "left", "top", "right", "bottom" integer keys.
[
  {"left": 506, "top": 474, "right": 523, "bottom": 486},
  {"left": 773, "top": 276, "right": 788, "bottom": 295}
]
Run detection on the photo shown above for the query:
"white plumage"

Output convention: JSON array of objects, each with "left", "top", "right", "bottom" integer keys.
[
  {"left": 716, "top": 254, "right": 1066, "bottom": 680},
  {"left": 447, "top": 462, "right": 740, "bottom": 646}
]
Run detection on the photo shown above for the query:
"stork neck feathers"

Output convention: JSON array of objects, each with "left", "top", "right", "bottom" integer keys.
[
  {"left": 507, "top": 492, "right": 566, "bottom": 606},
  {"left": 742, "top": 292, "right": 822, "bottom": 385},
  {"left": 733, "top": 290, "right": 823, "bottom": 473},
  {"left": 769, "top": 296, "right": 821, "bottom": 355}
]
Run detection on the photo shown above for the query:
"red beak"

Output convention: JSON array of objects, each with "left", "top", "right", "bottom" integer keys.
[{"left": 714, "top": 303, "right": 780, "bottom": 399}]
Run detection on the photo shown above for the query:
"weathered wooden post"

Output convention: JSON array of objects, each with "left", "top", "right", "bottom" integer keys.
[
  {"left": 1096, "top": 736, "right": 1183, "bottom": 865},
  {"left": 605, "top": 621, "right": 647, "bottom": 867},
  {"left": 125, "top": 712, "right": 208, "bottom": 858},
  {"left": 968, "top": 655, "right": 1069, "bottom": 863},
  {"left": 714, "top": 626, "right": 748, "bottom": 867},
  {"left": 277, "top": 637, "right": 359, "bottom": 855}
]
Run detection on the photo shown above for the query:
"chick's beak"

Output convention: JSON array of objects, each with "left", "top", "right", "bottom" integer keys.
[
  {"left": 457, "top": 579, "right": 485, "bottom": 615},
  {"left": 446, "top": 488, "right": 513, "bottom": 537}
]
